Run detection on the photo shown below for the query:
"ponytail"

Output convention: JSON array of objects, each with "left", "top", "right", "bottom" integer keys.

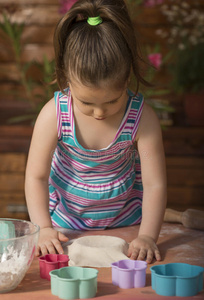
[{"left": 54, "top": 0, "right": 149, "bottom": 92}]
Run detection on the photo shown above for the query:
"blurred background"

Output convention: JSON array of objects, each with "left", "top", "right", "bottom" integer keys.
[{"left": 0, "top": 0, "right": 203, "bottom": 220}]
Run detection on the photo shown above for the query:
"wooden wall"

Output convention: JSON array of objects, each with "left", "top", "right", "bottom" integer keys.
[{"left": 0, "top": 0, "right": 203, "bottom": 219}]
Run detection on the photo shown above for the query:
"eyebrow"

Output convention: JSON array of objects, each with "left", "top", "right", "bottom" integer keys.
[{"left": 78, "top": 91, "right": 123, "bottom": 104}]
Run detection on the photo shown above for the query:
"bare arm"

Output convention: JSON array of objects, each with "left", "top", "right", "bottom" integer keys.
[
  {"left": 25, "top": 98, "right": 68, "bottom": 255},
  {"left": 128, "top": 102, "right": 167, "bottom": 263}
]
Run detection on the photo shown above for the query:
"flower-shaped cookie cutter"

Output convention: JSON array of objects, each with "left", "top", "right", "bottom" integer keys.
[
  {"left": 39, "top": 253, "right": 69, "bottom": 280},
  {"left": 50, "top": 266, "right": 98, "bottom": 299},
  {"left": 111, "top": 259, "right": 147, "bottom": 289},
  {"left": 150, "top": 263, "right": 204, "bottom": 297}
]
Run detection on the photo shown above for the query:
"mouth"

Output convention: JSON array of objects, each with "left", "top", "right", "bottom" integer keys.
[{"left": 94, "top": 117, "right": 106, "bottom": 120}]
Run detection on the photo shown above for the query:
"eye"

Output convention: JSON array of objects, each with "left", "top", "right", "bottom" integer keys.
[
  {"left": 81, "top": 101, "right": 92, "bottom": 106},
  {"left": 108, "top": 99, "right": 118, "bottom": 104}
]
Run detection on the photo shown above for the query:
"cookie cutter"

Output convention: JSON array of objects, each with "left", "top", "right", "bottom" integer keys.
[
  {"left": 50, "top": 266, "right": 98, "bottom": 299},
  {"left": 0, "top": 220, "right": 15, "bottom": 254},
  {"left": 39, "top": 253, "right": 69, "bottom": 280},
  {"left": 150, "top": 263, "right": 204, "bottom": 297},
  {"left": 111, "top": 259, "right": 147, "bottom": 289}
]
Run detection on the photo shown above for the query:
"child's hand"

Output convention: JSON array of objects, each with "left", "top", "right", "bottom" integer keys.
[
  {"left": 127, "top": 235, "right": 161, "bottom": 264},
  {"left": 36, "top": 227, "right": 69, "bottom": 257}
]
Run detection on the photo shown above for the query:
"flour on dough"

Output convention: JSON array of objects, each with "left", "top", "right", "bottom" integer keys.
[{"left": 63, "top": 235, "right": 129, "bottom": 267}]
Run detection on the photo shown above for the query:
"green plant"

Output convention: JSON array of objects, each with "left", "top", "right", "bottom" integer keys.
[
  {"left": 157, "top": 0, "right": 204, "bottom": 94},
  {"left": 0, "top": 12, "right": 57, "bottom": 124},
  {"left": 171, "top": 42, "right": 204, "bottom": 94}
]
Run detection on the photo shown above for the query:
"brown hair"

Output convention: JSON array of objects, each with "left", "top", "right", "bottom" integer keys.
[{"left": 54, "top": 0, "right": 149, "bottom": 92}]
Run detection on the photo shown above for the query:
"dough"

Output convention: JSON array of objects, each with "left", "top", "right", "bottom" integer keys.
[{"left": 63, "top": 235, "right": 129, "bottom": 267}]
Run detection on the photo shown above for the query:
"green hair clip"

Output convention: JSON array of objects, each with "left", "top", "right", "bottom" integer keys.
[{"left": 87, "top": 16, "right": 102, "bottom": 26}]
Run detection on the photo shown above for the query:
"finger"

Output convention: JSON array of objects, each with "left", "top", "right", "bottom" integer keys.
[
  {"left": 146, "top": 249, "right": 154, "bottom": 264},
  {"left": 46, "top": 242, "right": 58, "bottom": 254},
  {"left": 35, "top": 246, "right": 41, "bottom": 257},
  {"left": 129, "top": 248, "right": 140, "bottom": 260},
  {"left": 154, "top": 249, "right": 161, "bottom": 261},
  {"left": 127, "top": 246, "right": 132, "bottom": 257},
  {"left": 137, "top": 249, "right": 147, "bottom": 261},
  {"left": 58, "top": 232, "right": 69, "bottom": 242},
  {"left": 40, "top": 244, "right": 50, "bottom": 256},
  {"left": 127, "top": 244, "right": 138, "bottom": 257},
  {"left": 52, "top": 239, "right": 65, "bottom": 254}
]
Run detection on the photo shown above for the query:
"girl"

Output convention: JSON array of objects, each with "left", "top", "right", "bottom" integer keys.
[{"left": 25, "top": 0, "right": 167, "bottom": 263}]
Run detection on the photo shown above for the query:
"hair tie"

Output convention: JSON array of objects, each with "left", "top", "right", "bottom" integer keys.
[{"left": 87, "top": 16, "right": 102, "bottom": 26}]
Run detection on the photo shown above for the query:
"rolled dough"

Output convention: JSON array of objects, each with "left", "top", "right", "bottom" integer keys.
[{"left": 63, "top": 235, "right": 129, "bottom": 267}]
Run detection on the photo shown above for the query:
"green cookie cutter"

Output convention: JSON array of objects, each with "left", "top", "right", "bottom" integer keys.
[
  {"left": 50, "top": 266, "right": 98, "bottom": 299},
  {"left": 0, "top": 220, "right": 15, "bottom": 254}
]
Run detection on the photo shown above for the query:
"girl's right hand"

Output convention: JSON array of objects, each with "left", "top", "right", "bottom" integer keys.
[{"left": 36, "top": 227, "right": 69, "bottom": 257}]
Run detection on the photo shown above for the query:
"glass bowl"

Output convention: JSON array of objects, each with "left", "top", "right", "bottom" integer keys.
[{"left": 0, "top": 218, "right": 39, "bottom": 293}]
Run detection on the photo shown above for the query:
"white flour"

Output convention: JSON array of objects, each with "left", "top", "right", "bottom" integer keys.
[
  {"left": 0, "top": 243, "right": 29, "bottom": 292},
  {"left": 159, "top": 224, "right": 184, "bottom": 237}
]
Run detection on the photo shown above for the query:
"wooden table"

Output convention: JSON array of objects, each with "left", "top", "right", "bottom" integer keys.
[{"left": 1, "top": 223, "right": 204, "bottom": 300}]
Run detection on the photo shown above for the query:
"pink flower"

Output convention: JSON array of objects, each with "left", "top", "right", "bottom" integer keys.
[
  {"left": 148, "top": 53, "right": 162, "bottom": 69},
  {"left": 59, "top": 0, "right": 78, "bottom": 14},
  {"left": 144, "top": 0, "right": 164, "bottom": 7}
]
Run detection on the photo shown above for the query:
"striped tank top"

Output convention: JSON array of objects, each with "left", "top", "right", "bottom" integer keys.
[{"left": 49, "top": 88, "right": 144, "bottom": 229}]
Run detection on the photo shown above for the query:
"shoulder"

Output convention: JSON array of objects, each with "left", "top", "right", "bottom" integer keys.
[
  {"left": 36, "top": 98, "right": 56, "bottom": 124},
  {"left": 33, "top": 98, "right": 57, "bottom": 138},
  {"left": 135, "top": 102, "right": 162, "bottom": 142}
]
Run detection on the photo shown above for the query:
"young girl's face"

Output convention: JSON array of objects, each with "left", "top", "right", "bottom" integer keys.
[{"left": 69, "top": 79, "right": 128, "bottom": 120}]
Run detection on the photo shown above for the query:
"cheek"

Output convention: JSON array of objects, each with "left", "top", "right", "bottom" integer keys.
[
  {"left": 112, "top": 103, "right": 123, "bottom": 113},
  {"left": 78, "top": 104, "right": 92, "bottom": 115}
]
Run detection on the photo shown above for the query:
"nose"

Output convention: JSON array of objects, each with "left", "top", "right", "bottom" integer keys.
[{"left": 94, "top": 107, "right": 106, "bottom": 118}]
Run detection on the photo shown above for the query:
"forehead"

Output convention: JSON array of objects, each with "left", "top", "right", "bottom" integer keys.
[{"left": 70, "top": 79, "right": 126, "bottom": 103}]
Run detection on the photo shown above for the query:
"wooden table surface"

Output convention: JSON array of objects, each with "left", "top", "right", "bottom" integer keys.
[{"left": 1, "top": 223, "right": 204, "bottom": 300}]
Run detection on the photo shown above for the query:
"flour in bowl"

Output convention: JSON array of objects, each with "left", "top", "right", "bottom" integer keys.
[{"left": 0, "top": 243, "right": 30, "bottom": 292}]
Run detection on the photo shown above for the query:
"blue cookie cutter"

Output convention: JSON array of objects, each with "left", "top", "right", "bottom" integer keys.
[
  {"left": 50, "top": 266, "right": 98, "bottom": 299},
  {"left": 150, "top": 263, "right": 204, "bottom": 297},
  {"left": 111, "top": 259, "right": 147, "bottom": 289}
]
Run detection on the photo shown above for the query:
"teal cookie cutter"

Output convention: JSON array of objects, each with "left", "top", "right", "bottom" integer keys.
[
  {"left": 50, "top": 266, "right": 98, "bottom": 299},
  {"left": 150, "top": 263, "right": 204, "bottom": 297}
]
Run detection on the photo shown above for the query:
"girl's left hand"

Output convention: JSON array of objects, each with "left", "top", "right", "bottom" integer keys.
[{"left": 127, "top": 235, "right": 161, "bottom": 264}]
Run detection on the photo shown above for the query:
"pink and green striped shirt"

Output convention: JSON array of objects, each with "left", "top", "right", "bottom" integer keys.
[{"left": 49, "top": 89, "right": 144, "bottom": 229}]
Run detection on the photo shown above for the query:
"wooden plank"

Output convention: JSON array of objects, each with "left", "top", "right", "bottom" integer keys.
[
  {"left": 163, "top": 127, "right": 204, "bottom": 138},
  {"left": 0, "top": 173, "right": 24, "bottom": 191},
  {"left": 0, "top": 153, "right": 26, "bottom": 172},
  {"left": 0, "top": 63, "right": 41, "bottom": 81},
  {"left": 0, "top": 20, "right": 55, "bottom": 48},
  {"left": 164, "top": 141, "right": 204, "bottom": 156},
  {"left": 0, "top": 63, "right": 20, "bottom": 81},
  {"left": 0, "top": 126, "right": 33, "bottom": 152},
  {"left": 136, "top": 7, "right": 166, "bottom": 25},
  {"left": 0, "top": 6, "right": 60, "bottom": 26},
  {"left": 167, "top": 169, "right": 204, "bottom": 187},
  {"left": 0, "top": 192, "right": 28, "bottom": 219},
  {"left": 0, "top": 44, "right": 54, "bottom": 63},
  {"left": 167, "top": 186, "right": 204, "bottom": 208},
  {"left": 163, "top": 127, "right": 204, "bottom": 156},
  {"left": 166, "top": 156, "right": 204, "bottom": 169},
  {"left": 22, "top": 25, "right": 55, "bottom": 44},
  {"left": 0, "top": 125, "right": 33, "bottom": 137},
  {"left": 0, "top": 138, "right": 31, "bottom": 152},
  {"left": 0, "top": 0, "right": 57, "bottom": 4},
  {"left": 0, "top": 83, "right": 54, "bottom": 104}
]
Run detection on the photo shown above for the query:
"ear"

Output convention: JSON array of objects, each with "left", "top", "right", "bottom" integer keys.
[{"left": 125, "top": 78, "right": 130, "bottom": 89}]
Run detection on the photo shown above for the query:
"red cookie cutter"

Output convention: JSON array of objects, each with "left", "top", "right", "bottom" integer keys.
[{"left": 39, "top": 254, "right": 69, "bottom": 280}]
